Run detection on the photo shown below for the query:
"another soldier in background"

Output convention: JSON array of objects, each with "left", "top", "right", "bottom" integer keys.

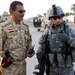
[
  {"left": 0, "top": 1, "right": 34, "bottom": 75},
  {"left": 36, "top": 5, "right": 75, "bottom": 75},
  {"left": 41, "top": 13, "right": 49, "bottom": 29}
]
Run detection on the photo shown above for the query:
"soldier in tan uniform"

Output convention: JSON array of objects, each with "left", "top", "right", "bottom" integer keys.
[
  {"left": 0, "top": 1, "right": 34, "bottom": 75},
  {"left": 41, "top": 13, "right": 49, "bottom": 29}
]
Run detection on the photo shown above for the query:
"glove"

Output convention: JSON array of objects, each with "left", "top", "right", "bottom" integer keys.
[
  {"left": 36, "top": 51, "right": 45, "bottom": 63},
  {"left": 1, "top": 51, "right": 13, "bottom": 68},
  {"left": 58, "top": 33, "right": 70, "bottom": 42}
]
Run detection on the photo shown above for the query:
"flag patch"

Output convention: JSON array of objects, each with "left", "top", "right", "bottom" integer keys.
[{"left": 8, "top": 28, "right": 14, "bottom": 33}]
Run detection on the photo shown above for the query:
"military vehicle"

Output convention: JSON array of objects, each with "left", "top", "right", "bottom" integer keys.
[
  {"left": 33, "top": 15, "right": 42, "bottom": 31},
  {"left": 33, "top": 13, "right": 50, "bottom": 32},
  {"left": 33, "top": 17, "right": 41, "bottom": 27},
  {"left": 40, "top": 13, "right": 50, "bottom": 31}
]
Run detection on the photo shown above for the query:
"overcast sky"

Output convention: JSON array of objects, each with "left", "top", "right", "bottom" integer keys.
[{"left": 0, "top": 0, "right": 75, "bottom": 18}]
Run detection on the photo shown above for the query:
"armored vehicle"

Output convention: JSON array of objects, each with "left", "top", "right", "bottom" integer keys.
[{"left": 33, "top": 13, "right": 49, "bottom": 32}]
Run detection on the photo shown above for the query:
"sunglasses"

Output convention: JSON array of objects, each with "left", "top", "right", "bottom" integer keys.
[
  {"left": 18, "top": 10, "right": 26, "bottom": 13},
  {"left": 52, "top": 16, "right": 63, "bottom": 20}
]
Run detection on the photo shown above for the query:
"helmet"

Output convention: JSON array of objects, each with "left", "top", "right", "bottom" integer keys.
[{"left": 48, "top": 5, "right": 65, "bottom": 20}]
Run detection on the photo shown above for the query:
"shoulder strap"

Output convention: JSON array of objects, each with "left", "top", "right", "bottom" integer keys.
[
  {"left": 63, "top": 23, "right": 66, "bottom": 33},
  {"left": 44, "top": 28, "right": 50, "bottom": 53},
  {"left": 63, "top": 22, "right": 69, "bottom": 36}
]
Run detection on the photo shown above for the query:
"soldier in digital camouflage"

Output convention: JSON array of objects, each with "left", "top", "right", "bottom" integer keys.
[
  {"left": 0, "top": 1, "right": 35, "bottom": 75},
  {"left": 36, "top": 5, "right": 75, "bottom": 75}
]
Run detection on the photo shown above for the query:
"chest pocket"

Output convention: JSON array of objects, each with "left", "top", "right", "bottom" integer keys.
[
  {"left": 49, "top": 30, "right": 63, "bottom": 48},
  {"left": 5, "top": 29, "right": 24, "bottom": 50}
]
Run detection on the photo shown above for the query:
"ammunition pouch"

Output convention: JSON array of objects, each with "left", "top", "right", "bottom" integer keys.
[
  {"left": 62, "top": 45, "right": 75, "bottom": 62},
  {"left": 48, "top": 50, "right": 72, "bottom": 67},
  {"left": 71, "top": 48, "right": 75, "bottom": 62}
]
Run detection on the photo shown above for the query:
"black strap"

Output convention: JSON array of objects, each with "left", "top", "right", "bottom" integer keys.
[{"left": 45, "top": 33, "right": 50, "bottom": 75}]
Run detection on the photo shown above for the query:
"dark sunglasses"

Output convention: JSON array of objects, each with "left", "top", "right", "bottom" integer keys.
[
  {"left": 52, "top": 16, "right": 63, "bottom": 20},
  {"left": 18, "top": 10, "right": 26, "bottom": 13}
]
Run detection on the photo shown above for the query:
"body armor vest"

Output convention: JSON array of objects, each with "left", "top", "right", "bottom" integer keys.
[
  {"left": 48, "top": 24, "right": 72, "bottom": 67},
  {"left": 49, "top": 24, "right": 65, "bottom": 53}
]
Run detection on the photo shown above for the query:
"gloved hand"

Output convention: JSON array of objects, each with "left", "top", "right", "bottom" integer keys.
[
  {"left": 1, "top": 51, "right": 13, "bottom": 68},
  {"left": 36, "top": 51, "right": 45, "bottom": 63},
  {"left": 58, "top": 33, "right": 70, "bottom": 42}
]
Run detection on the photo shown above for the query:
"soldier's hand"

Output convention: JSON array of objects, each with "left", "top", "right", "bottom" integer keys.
[
  {"left": 2, "top": 51, "right": 13, "bottom": 68},
  {"left": 2, "top": 56, "right": 13, "bottom": 68},
  {"left": 36, "top": 51, "right": 45, "bottom": 63},
  {"left": 58, "top": 33, "right": 70, "bottom": 42}
]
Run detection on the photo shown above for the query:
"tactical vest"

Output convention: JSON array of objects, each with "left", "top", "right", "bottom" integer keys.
[{"left": 47, "top": 23, "right": 73, "bottom": 67}]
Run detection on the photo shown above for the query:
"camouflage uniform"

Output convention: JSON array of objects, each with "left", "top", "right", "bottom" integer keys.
[
  {"left": 36, "top": 5, "right": 75, "bottom": 75},
  {"left": 37, "top": 22, "right": 75, "bottom": 75},
  {"left": 0, "top": 19, "right": 32, "bottom": 75}
]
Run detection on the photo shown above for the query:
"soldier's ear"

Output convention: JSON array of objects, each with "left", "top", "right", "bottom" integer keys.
[{"left": 9, "top": 9, "right": 13, "bottom": 15}]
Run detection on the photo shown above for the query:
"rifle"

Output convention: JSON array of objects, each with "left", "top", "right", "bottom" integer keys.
[
  {"left": 33, "top": 63, "right": 45, "bottom": 75},
  {"left": 33, "top": 33, "right": 50, "bottom": 75},
  {"left": 45, "top": 33, "right": 50, "bottom": 75},
  {"left": 33, "top": 50, "right": 45, "bottom": 75}
]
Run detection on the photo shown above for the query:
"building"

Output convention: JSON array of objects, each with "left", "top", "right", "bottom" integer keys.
[{"left": 0, "top": 11, "right": 11, "bottom": 23}]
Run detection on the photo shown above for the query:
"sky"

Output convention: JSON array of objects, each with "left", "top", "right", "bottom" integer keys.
[{"left": 0, "top": 0, "right": 75, "bottom": 19}]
